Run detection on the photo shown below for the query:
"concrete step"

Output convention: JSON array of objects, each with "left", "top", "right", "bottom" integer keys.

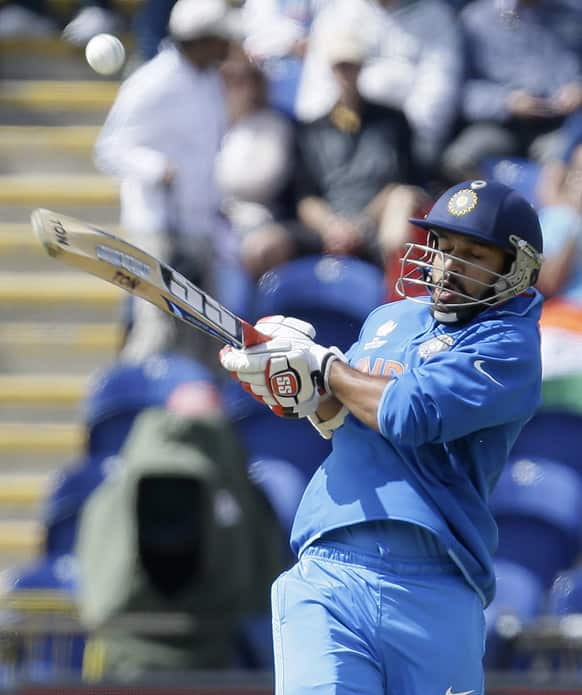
[
  {"left": 0, "top": 221, "right": 122, "bottom": 268},
  {"left": 1, "top": 204, "right": 120, "bottom": 225},
  {"left": 0, "top": 422, "right": 80, "bottom": 474},
  {"left": 0, "top": 272, "right": 123, "bottom": 322},
  {"left": 0, "top": 321, "right": 119, "bottom": 374},
  {"left": 1, "top": 36, "right": 134, "bottom": 80},
  {"left": 0, "top": 374, "right": 89, "bottom": 405},
  {"left": 0, "top": 521, "right": 41, "bottom": 567},
  {"left": 0, "top": 374, "right": 88, "bottom": 426},
  {"left": 0, "top": 126, "right": 99, "bottom": 175},
  {"left": 0, "top": 422, "right": 82, "bottom": 455},
  {"left": 0, "top": 473, "right": 51, "bottom": 512},
  {"left": 47, "top": 0, "right": 140, "bottom": 19},
  {"left": 0, "top": 80, "right": 119, "bottom": 112},
  {"left": 0, "top": 221, "right": 90, "bottom": 271},
  {"left": 0, "top": 174, "right": 118, "bottom": 206}
]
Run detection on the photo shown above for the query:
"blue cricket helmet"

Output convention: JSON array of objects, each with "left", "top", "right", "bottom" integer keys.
[
  {"left": 409, "top": 179, "right": 543, "bottom": 255},
  {"left": 398, "top": 180, "right": 544, "bottom": 322}
]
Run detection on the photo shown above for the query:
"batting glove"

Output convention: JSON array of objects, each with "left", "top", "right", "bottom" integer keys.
[{"left": 219, "top": 316, "right": 345, "bottom": 418}]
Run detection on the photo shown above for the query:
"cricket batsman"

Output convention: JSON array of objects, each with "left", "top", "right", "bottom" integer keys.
[{"left": 220, "top": 180, "right": 544, "bottom": 694}]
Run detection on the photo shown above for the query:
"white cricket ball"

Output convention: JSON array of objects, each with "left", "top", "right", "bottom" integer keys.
[{"left": 85, "top": 33, "right": 126, "bottom": 76}]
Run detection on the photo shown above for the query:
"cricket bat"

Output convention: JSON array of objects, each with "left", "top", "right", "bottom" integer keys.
[{"left": 30, "top": 208, "right": 269, "bottom": 348}]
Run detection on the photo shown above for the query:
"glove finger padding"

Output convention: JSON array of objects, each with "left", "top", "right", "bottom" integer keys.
[{"left": 255, "top": 315, "right": 316, "bottom": 341}]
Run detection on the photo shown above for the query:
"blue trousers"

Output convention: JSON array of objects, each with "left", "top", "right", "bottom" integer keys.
[{"left": 272, "top": 537, "right": 485, "bottom": 694}]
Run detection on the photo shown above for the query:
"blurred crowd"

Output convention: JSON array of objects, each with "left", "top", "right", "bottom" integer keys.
[{"left": 2, "top": 0, "right": 582, "bottom": 685}]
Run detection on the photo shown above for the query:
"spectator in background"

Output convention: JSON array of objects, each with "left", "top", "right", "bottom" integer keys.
[
  {"left": 294, "top": 0, "right": 463, "bottom": 177},
  {"left": 442, "top": 0, "right": 582, "bottom": 182},
  {"left": 0, "top": 0, "right": 56, "bottom": 36},
  {"left": 215, "top": 48, "right": 297, "bottom": 280},
  {"left": 241, "top": 0, "right": 321, "bottom": 117},
  {"left": 94, "top": 0, "right": 239, "bottom": 368},
  {"left": 534, "top": 137, "right": 582, "bottom": 378},
  {"left": 61, "top": 0, "right": 122, "bottom": 45},
  {"left": 293, "top": 29, "right": 426, "bottom": 271}
]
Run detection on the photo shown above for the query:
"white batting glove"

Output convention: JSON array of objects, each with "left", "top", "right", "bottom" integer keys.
[{"left": 219, "top": 315, "right": 345, "bottom": 418}]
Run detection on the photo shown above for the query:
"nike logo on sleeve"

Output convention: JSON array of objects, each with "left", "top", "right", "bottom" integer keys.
[{"left": 473, "top": 359, "right": 503, "bottom": 387}]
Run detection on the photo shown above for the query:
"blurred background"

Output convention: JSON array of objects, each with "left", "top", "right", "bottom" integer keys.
[{"left": 1, "top": 0, "right": 582, "bottom": 692}]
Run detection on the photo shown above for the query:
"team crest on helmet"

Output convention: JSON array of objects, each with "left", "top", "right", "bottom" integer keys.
[
  {"left": 448, "top": 189, "right": 478, "bottom": 216},
  {"left": 419, "top": 334, "right": 454, "bottom": 360}
]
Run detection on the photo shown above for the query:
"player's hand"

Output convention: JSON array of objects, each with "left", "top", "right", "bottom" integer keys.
[{"left": 219, "top": 316, "right": 345, "bottom": 418}]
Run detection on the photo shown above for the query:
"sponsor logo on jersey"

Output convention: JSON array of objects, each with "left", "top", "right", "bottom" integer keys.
[
  {"left": 473, "top": 359, "right": 503, "bottom": 386},
  {"left": 364, "top": 337, "right": 387, "bottom": 350},
  {"left": 377, "top": 320, "right": 398, "bottom": 336},
  {"left": 418, "top": 334, "right": 454, "bottom": 359},
  {"left": 364, "top": 320, "right": 398, "bottom": 350}
]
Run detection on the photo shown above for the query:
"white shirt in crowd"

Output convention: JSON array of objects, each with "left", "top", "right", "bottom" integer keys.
[
  {"left": 94, "top": 45, "right": 231, "bottom": 251},
  {"left": 244, "top": 0, "right": 462, "bottom": 160}
]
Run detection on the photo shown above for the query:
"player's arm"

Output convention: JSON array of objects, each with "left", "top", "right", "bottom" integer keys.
[{"left": 320, "top": 361, "right": 390, "bottom": 432}]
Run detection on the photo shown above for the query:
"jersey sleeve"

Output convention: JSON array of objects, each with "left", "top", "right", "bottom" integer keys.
[{"left": 377, "top": 323, "right": 541, "bottom": 446}]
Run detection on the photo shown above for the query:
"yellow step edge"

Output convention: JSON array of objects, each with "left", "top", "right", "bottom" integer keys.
[
  {"left": 0, "top": 423, "right": 83, "bottom": 452},
  {"left": 1, "top": 35, "right": 133, "bottom": 56},
  {"left": 0, "top": 273, "right": 122, "bottom": 304},
  {"left": 0, "top": 223, "right": 123, "bottom": 252},
  {"left": 1, "top": 322, "right": 118, "bottom": 349},
  {"left": 48, "top": 0, "right": 140, "bottom": 14},
  {"left": 0, "top": 175, "right": 118, "bottom": 205},
  {"left": 0, "top": 521, "right": 41, "bottom": 554},
  {"left": 0, "top": 126, "right": 100, "bottom": 149},
  {"left": 0, "top": 474, "right": 51, "bottom": 506},
  {"left": 0, "top": 374, "right": 88, "bottom": 405},
  {"left": 1, "top": 80, "right": 120, "bottom": 110}
]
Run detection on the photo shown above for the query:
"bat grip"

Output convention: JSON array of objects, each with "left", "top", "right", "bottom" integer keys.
[{"left": 241, "top": 321, "right": 271, "bottom": 347}]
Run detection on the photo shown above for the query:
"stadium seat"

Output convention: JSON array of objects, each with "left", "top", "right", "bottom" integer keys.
[
  {"left": 510, "top": 410, "right": 582, "bottom": 479},
  {"left": 42, "top": 455, "right": 118, "bottom": 558},
  {"left": 84, "top": 353, "right": 215, "bottom": 457},
  {"left": 490, "top": 457, "right": 582, "bottom": 588},
  {"left": 248, "top": 457, "right": 308, "bottom": 538},
  {"left": 227, "top": 256, "right": 384, "bottom": 479},
  {"left": 250, "top": 255, "right": 386, "bottom": 352},
  {"left": 224, "top": 382, "right": 331, "bottom": 481},
  {"left": 548, "top": 566, "right": 582, "bottom": 616},
  {"left": 0, "top": 556, "right": 84, "bottom": 681},
  {"left": 479, "top": 157, "right": 541, "bottom": 208},
  {"left": 484, "top": 559, "right": 544, "bottom": 670}
]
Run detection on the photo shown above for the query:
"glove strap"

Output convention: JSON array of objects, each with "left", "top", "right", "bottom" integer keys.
[{"left": 319, "top": 347, "right": 346, "bottom": 395}]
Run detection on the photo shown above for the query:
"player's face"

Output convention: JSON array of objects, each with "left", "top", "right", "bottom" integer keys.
[{"left": 430, "top": 230, "right": 507, "bottom": 311}]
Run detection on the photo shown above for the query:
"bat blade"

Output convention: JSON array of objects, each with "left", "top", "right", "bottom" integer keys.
[{"left": 31, "top": 208, "right": 268, "bottom": 348}]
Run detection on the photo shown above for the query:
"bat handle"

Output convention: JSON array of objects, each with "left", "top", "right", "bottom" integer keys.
[{"left": 241, "top": 321, "right": 271, "bottom": 347}]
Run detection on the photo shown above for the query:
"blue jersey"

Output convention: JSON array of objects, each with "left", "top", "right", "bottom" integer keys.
[{"left": 291, "top": 291, "right": 543, "bottom": 606}]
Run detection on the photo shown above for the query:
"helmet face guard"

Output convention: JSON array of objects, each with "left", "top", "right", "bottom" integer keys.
[{"left": 395, "top": 231, "right": 542, "bottom": 321}]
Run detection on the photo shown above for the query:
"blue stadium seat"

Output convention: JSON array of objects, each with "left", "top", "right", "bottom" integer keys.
[
  {"left": 1, "top": 557, "right": 84, "bottom": 681},
  {"left": 479, "top": 157, "right": 541, "bottom": 208},
  {"left": 490, "top": 457, "right": 582, "bottom": 588},
  {"left": 548, "top": 566, "right": 582, "bottom": 616},
  {"left": 484, "top": 559, "right": 543, "bottom": 670},
  {"left": 42, "top": 455, "right": 118, "bottom": 558},
  {"left": 248, "top": 457, "right": 308, "bottom": 537},
  {"left": 224, "top": 382, "right": 331, "bottom": 481},
  {"left": 84, "top": 352, "right": 215, "bottom": 457},
  {"left": 250, "top": 255, "right": 386, "bottom": 352},
  {"left": 510, "top": 409, "right": 582, "bottom": 478},
  {"left": 226, "top": 256, "right": 385, "bottom": 479}
]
